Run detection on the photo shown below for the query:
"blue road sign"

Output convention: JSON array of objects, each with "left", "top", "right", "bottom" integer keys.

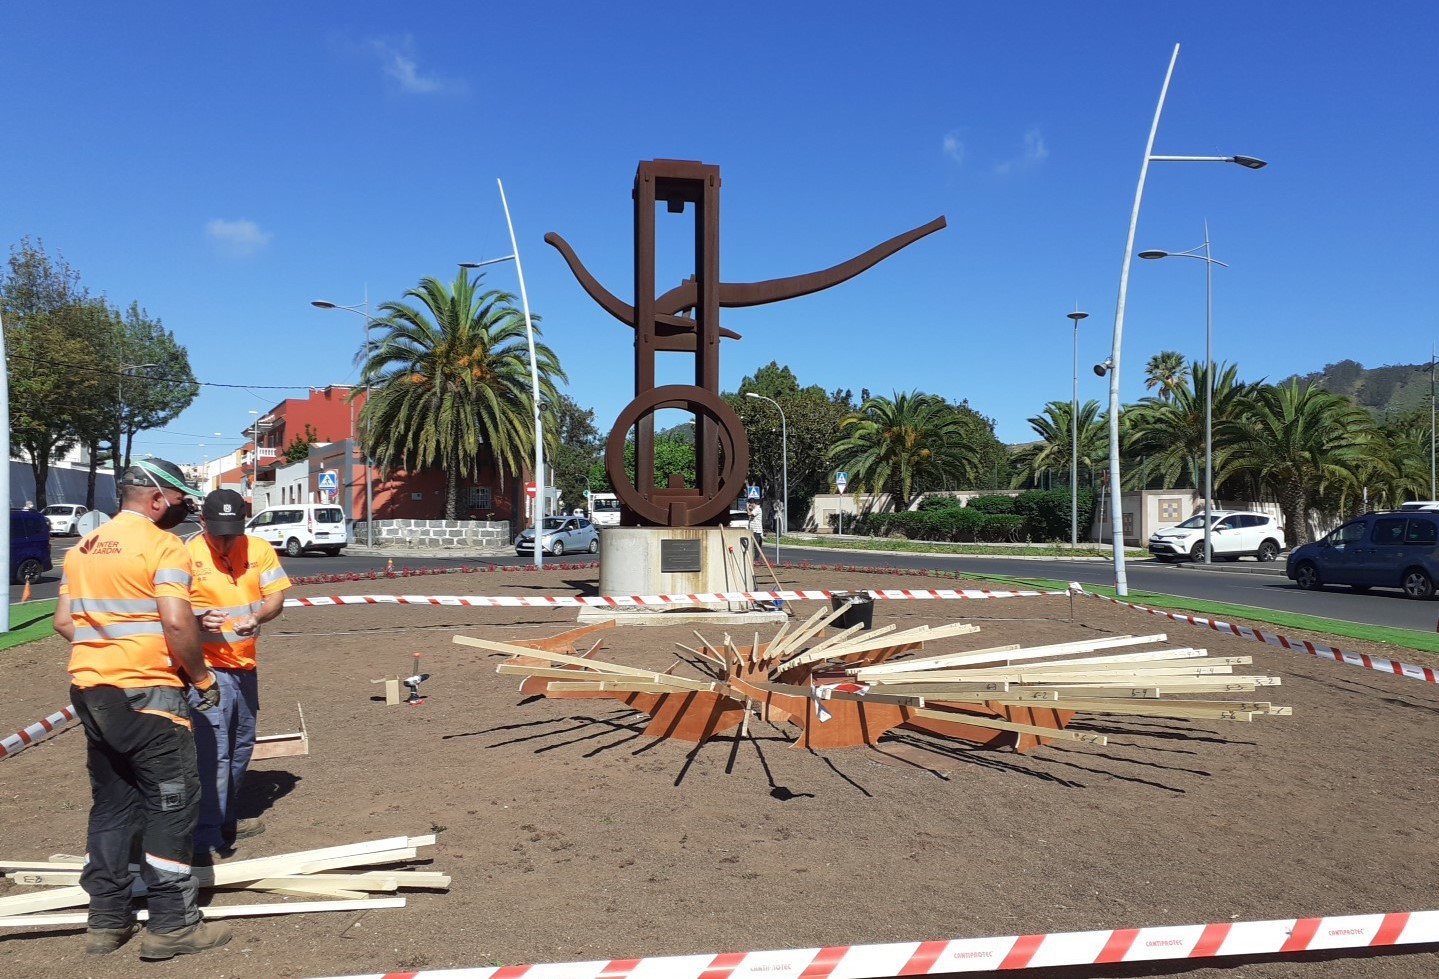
[
  {"left": 318, "top": 470, "right": 339, "bottom": 491},
  {"left": 835, "top": 471, "right": 849, "bottom": 493},
  {"left": 747, "top": 485, "right": 761, "bottom": 500}
]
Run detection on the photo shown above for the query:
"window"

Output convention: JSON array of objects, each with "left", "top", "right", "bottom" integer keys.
[
  {"left": 1405, "top": 519, "right": 1439, "bottom": 545},
  {"left": 253, "top": 512, "right": 273, "bottom": 527},
  {"left": 1372, "top": 518, "right": 1406, "bottom": 545},
  {"left": 1328, "top": 521, "right": 1367, "bottom": 546},
  {"left": 314, "top": 508, "right": 345, "bottom": 524},
  {"left": 462, "top": 487, "right": 493, "bottom": 510}
]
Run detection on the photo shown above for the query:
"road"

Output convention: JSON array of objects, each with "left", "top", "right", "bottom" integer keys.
[{"left": 13, "top": 537, "right": 1436, "bottom": 635}]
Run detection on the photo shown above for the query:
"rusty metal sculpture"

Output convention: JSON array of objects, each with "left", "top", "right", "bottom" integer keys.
[{"left": 545, "top": 159, "right": 946, "bottom": 528}]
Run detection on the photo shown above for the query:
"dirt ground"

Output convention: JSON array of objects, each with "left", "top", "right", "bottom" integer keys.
[{"left": 2, "top": 563, "right": 1437, "bottom": 979}]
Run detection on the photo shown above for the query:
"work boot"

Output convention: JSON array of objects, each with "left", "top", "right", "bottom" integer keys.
[
  {"left": 138, "top": 920, "right": 233, "bottom": 960},
  {"left": 85, "top": 921, "right": 138, "bottom": 955},
  {"left": 224, "top": 818, "right": 266, "bottom": 842}
]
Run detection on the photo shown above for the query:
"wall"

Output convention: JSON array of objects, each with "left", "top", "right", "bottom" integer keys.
[
  {"left": 361, "top": 518, "right": 511, "bottom": 550},
  {"left": 10, "top": 461, "right": 117, "bottom": 512}
]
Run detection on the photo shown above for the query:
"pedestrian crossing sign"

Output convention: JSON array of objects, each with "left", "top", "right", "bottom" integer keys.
[{"left": 318, "top": 470, "right": 339, "bottom": 491}]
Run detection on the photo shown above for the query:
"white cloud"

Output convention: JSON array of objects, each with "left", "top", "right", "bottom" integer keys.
[
  {"left": 942, "top": 130, "right": 965, "bottom": 166},
  {"left": 994, "top": 127, "right": 1049, "bottom": 175},
  {"left": 205, "top": 218, "right": 272, "bottom": 257},
  {"left": 370, "top": 37, "right": 462, "bottom": 95}
]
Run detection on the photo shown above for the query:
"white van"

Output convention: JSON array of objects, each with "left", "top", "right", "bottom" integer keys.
[
  {"left": 248, "top": 504, "right": 351, "bottom": 557},
  {"left": 589, "top": 492, "right": 621, "bottom": 528}
]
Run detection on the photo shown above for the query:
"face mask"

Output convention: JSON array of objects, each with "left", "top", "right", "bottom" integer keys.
[{"left": 142, "top": 466, "right": 193, "bottom": 530}]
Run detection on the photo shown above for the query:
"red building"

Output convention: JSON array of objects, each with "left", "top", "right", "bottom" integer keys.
[{"left": 240, "top": 386, "right": 522, "bottom": 523}]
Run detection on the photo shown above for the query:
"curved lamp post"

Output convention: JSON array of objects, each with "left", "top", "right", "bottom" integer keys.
[
  {"left": 1065, "top": 310, "right": 1089, "bottom": 548},
  {"left": 311, "top": 294, "right": 374, "bottom": 544},
  {"left": 1103, "top": 41, "right": 1265, "bottom": 595},
  {"left": 745, "top": 392, "right": 788, "bottom": 565},
  {"left": 1140, "top": 225, "right": 1228, "bottom": 563},
  {"left": 461, "top": 178, "right": 544, "bottom": 567}
]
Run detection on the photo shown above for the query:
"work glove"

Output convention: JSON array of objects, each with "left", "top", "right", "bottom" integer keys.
[{"left": 192, "top": 672, "right": 221, "bottom": 712}]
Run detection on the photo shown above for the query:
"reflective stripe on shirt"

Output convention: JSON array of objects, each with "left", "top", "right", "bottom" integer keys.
[
  {"left": 72, "top": 620, "right": 167, "bottom": 642},
  {"left": 69, "top": 597, "right": 161, "bottom": 616},
  {"left": 194, "top": 601, "right": 264, "bottom": 617},
  {"left": 153, "top": 568, "right": 193, "bottom": 587},
  {"left": 260, "top": 568, "right": 287, "bottom": 586}
]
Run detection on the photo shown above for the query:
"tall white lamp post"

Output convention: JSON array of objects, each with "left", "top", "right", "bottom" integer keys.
[
  {"left": 461, "top": 178, "right": 544, "bottom": 568},
  {"left": 1140, "top": 224, "right": 1228, "bottom": 563},
  {"left": 1101, "top": 41, "right": 1265, "bottom": 595},
  {"left": 1065, "top": 310, "right": 1089, "bottom": 548},
  {"left": 745, "top": 392, "right": 788, "bottom": 565},
  {"left": 311, "top": 292, "right": 374, "bottom": 543}
]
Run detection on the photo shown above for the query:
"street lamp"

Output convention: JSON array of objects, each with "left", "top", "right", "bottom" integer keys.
[
  {"left": 1064, "top": 311, "right": 1089, "bottom": 549},
  {"left": 1102, "top": 42, "right": 1266, "bottom": 595},
  {"left": 745, "top": 392, "right": 788, "bottom": 565},
  {"left": 311, "top": 294, "right": 374, "bottom": 544},
  {"left": 460, "top": 177, "right": 545, "bottom": 568},
  {"left": 1140, "top": 224, "right": 1229, "bottom": 563}
]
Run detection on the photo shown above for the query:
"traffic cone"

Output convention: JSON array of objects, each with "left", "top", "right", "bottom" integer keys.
[{"left": 20, "top": 581, "right": 32, "bottom": 604}]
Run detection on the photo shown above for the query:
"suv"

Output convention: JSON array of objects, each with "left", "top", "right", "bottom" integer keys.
[
  {"left": 1287, "top": 511, "right": 1439, "bottom": 599},
  {"left": 10, "top": 509, "right": 52, "bottom": 584},
  {"left": 42, "top": 503, "right": 88, "bottom": 536},
  {"left": 248, "top": 504, "right": 350, "bottom": 556},
  {"left": 1148, "top": 510, "right": 1286, "bottom": 563}
]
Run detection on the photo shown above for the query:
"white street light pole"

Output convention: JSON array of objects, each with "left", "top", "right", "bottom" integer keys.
[
  {"left": 746, "top": 392, "right": 788, "bottom": 565},
  {"left": 1102, "top": 42, "right": 1265, "bottom": 596},
  {"left": 311, "top": 295, "right": 374, "bottom": 544},
  {"left": 462, "top": 178, "right": 544, "bottom": 568},
  {"left": 0, "top": 310, "right": 8, "bottom": 632},
  {"left": 1066, "top": 310, "right": 1088, "bottom": 549},
  {"left": 1140, "top": 225, "right": 1229, "bottom": 563}
]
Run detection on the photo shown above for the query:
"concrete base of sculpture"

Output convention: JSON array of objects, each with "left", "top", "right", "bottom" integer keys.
[{"left": 596, "top": 526, "right": 763, "bottom": 619}]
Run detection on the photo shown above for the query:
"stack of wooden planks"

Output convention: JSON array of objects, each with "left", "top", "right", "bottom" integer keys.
[
  {"left": 464, "top": 609, "right": 1290, "bottom": 756},
  {"left": 0, "top": 833, "right": 447, "bottom": 929}
]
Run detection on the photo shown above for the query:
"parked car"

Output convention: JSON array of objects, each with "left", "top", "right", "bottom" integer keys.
[
  {"left": 42, "top": 503, "right": 88, "bottom": 536},
  {"left": 1148, "top": 510, "right": 1286, "bottom": 563},
  {"left": 247, "top": 504, "right": 350, "bottom": 556},
  {"left": 1287, "top": 510, "right": 1439, "bottom": 599},
  {"left": 11, "top": 509, "right": 52, "bottom": 584},
  {"left": 515, "top": 516, "right": 599, "bottom": 556},
  {"left": 589, "top": 492, "right": 621, "bottom": 529}
]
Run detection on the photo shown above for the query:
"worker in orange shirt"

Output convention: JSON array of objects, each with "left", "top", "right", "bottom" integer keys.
[
  {"left": 54, "top": 459, "right": 232, "bottom": 961},
  {"left": 185, "top": 489, "right": 291, "bottom": 856}
]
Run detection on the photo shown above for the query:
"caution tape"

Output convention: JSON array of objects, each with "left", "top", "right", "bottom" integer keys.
[
  {"left": 0, "top": 705, "right": 77, "bottom": 761},
  {"left": 311, "top": 908, "right": 1439, "bottom": 978},
  {"left": 283, "top": 587, "right": 1063, "bottom": 609},
  {"left": 1085, "top": 590, "right": 1439, "bottom": 684}
]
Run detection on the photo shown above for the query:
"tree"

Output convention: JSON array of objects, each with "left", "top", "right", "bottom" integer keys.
[
  {"left": 358, "top": 269, "right": 566, "bottom": 520},
  {"left": 283, "top": 424, "right": 321, "bottom": 463},
  {"left": 112, "top": 303, "right": 200, "bottom": 473},
  {"left": 1122, "top": 362, "right": 1256, "bottom": 494},
  {"left": 1010, "top": 399, "right": 1108, "bottom": 489},
  {"left": 1144, "top": 351, "right": 1187, "bottom": 402},
  {"left": 730, "top": 365, "right": 851, "bottom": 522},
  {"left": 547, "top": 394, "right": 601, "bottom": 511},
  {"left": 1221, "top": 380, "right": 1377, "bottom": 544},
  {"left": 828, "top": 391, "right": 981, "bottom": 511}
]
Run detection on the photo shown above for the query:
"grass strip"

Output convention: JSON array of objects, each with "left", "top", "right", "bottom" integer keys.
[
  {"left": 1, "top": 599, "right": 59, "bottom": 651},
  {"left": 779, "top": 534, "right": 1146, "bottom": 559}
]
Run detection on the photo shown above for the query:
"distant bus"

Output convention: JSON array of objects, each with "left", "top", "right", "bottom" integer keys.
[{"left": 589, "top": 492, "right": 621, "bottom": 527}]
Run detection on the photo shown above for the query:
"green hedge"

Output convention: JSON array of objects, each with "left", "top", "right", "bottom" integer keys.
[{"left": 832, "top": 489, "right": 1094, "bottom": 544}]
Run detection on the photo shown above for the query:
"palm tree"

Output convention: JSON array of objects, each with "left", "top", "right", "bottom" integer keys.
[
  {"left": 357, "top": 270, "right": 566, "bottom": 519},
  {"left": 1010, "top": 400, "right": 1107, "bottom": 489},
  {"left": 1220, "top": 380, "right": 1376, "bottom": 544},
  {"left": 1123, "top": 362, "right": 1256, "bottom": 494},
  {"left": 828, "top": 391, "right": 980, "bottom": 511},
  {"left": 1144, "top": 351, "right": 1187, "bottom": 402},
  {"left": 1364, "top": 411, "right": 1428, "bottom": 510}
]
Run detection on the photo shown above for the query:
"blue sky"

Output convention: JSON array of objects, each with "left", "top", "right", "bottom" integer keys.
[{"left": 3, "top": 2, "right": 1435, "bottom": 464}]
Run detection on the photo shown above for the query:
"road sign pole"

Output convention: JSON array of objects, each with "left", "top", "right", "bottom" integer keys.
[{"left": 834, "top": 471, "right": 848, "bottom": 535}]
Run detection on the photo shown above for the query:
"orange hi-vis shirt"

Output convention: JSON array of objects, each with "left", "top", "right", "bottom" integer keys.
[
  {"left": 64, "top": 511, "right": 196, "bottom": 689},
  {"left": 185, "top": 533, "right": 291, "bottom": 671}
]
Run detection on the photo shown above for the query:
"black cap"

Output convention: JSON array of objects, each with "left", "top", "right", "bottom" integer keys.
[
  {"left": 117, "top": 458, "right": 199, "bottom": 496},
  {"left": 202, "top": 489, "right": 248, "bottom": 535}
]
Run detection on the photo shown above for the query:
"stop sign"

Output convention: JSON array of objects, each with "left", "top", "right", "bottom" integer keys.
[{"left": 525, "top": 482, "right": 538, "bottom": 499}]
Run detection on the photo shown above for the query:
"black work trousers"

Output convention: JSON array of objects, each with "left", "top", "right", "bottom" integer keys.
[{"left": 71, "top": 684, "right": 202, "bottom": 933}]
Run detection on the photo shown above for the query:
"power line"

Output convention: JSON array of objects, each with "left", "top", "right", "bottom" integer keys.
[{"left": 4, "top": 352, "right": 347, "bottom": 391}]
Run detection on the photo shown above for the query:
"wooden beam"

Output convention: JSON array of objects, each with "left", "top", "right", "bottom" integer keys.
[
  {"left": 854, "top": 634, "right": 1164, "bottom": 675},
  {"left": 907, "top": 707, "right": 1108, "bottom": 746},
  {"left": 0, "top": 897, "right": 408, "bottom": 930},
  {"left": 546, "top": 680, "right": 716, "bottom": 695}
]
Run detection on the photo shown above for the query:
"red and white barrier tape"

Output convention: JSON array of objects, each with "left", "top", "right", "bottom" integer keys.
[
  {"left": 312, "top": 908, "right": 1439, "bottom": 978},
  {"left": 1084, "top": 589, "right": 1439, "bottom": 685},
  {"left": 0, "top": 705, "right": 77, "bottom": 761},
  {"left": 283, "top": 587, "right": 1062, "bottom": 609}
]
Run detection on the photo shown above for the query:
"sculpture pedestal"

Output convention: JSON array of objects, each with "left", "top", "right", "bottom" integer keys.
[{"left": 587, "top": 526, "right": 783, "bottom": 626}]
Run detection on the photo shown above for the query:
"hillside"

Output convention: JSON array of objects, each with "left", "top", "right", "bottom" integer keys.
[{"left": 1287, "top": 359, "right": 1431, "bottom": 420}]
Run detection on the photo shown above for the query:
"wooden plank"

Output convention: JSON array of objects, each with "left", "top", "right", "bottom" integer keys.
[
  {"left": 907, "top": 707, "right": 1108, "bottom": 746},
  {"left": 854, "top": 634, "right": 1164, "bottom": 676},
  {"left": 293, "top": 848, "right": 420, "bottom": 876},
  {"left": 777, "top": 624, "right": 907, "bottom": 669},
  {"left": 547, "top": 681, "right": 713, "bottom": 695},
  {"left": 0, "top": 886, "right": 84, "bottom": 915},
  {"left": 0, "top": 861, "right": 83, "bottom": 872},
  {"left": 0, "top": 897, "right": 408, "bottom": 930},
  {"left": 766, "top": 606, "right": 831, "bottom": 658}
]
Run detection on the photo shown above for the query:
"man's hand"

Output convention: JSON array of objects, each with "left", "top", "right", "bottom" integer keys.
[
  {"left": 232, "top": 614, "right": 260, "bottom": 637},
  {"left": 192, "top": 672, "right": 221, "bottom": 712}
]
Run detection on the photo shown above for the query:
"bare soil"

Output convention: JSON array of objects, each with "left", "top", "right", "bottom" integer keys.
[{"left": 2, "top": 565, "right": 1437, "bottom": 979}]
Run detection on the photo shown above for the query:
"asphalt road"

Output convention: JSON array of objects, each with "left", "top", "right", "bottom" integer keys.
[{"left": 13, "top": 536, "right": 1437, "bottom": 636}]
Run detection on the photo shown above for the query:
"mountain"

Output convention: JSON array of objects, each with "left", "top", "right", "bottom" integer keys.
[{"left": 1287, "top": 359, "right": 1432, "bottom": 420}]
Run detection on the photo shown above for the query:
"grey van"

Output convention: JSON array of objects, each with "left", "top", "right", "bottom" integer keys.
[{"left": 1286, "top": 511, "right": 1439, "bottom": 599}]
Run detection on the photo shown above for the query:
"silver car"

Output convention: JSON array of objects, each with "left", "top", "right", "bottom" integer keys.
[{"left": 515, "top": 516, "right": 599, "bottom": 556}]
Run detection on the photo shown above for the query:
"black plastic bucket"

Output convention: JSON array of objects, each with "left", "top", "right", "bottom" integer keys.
[{"left": 830, "top": 591, "right": 875, "bottom": 631}]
